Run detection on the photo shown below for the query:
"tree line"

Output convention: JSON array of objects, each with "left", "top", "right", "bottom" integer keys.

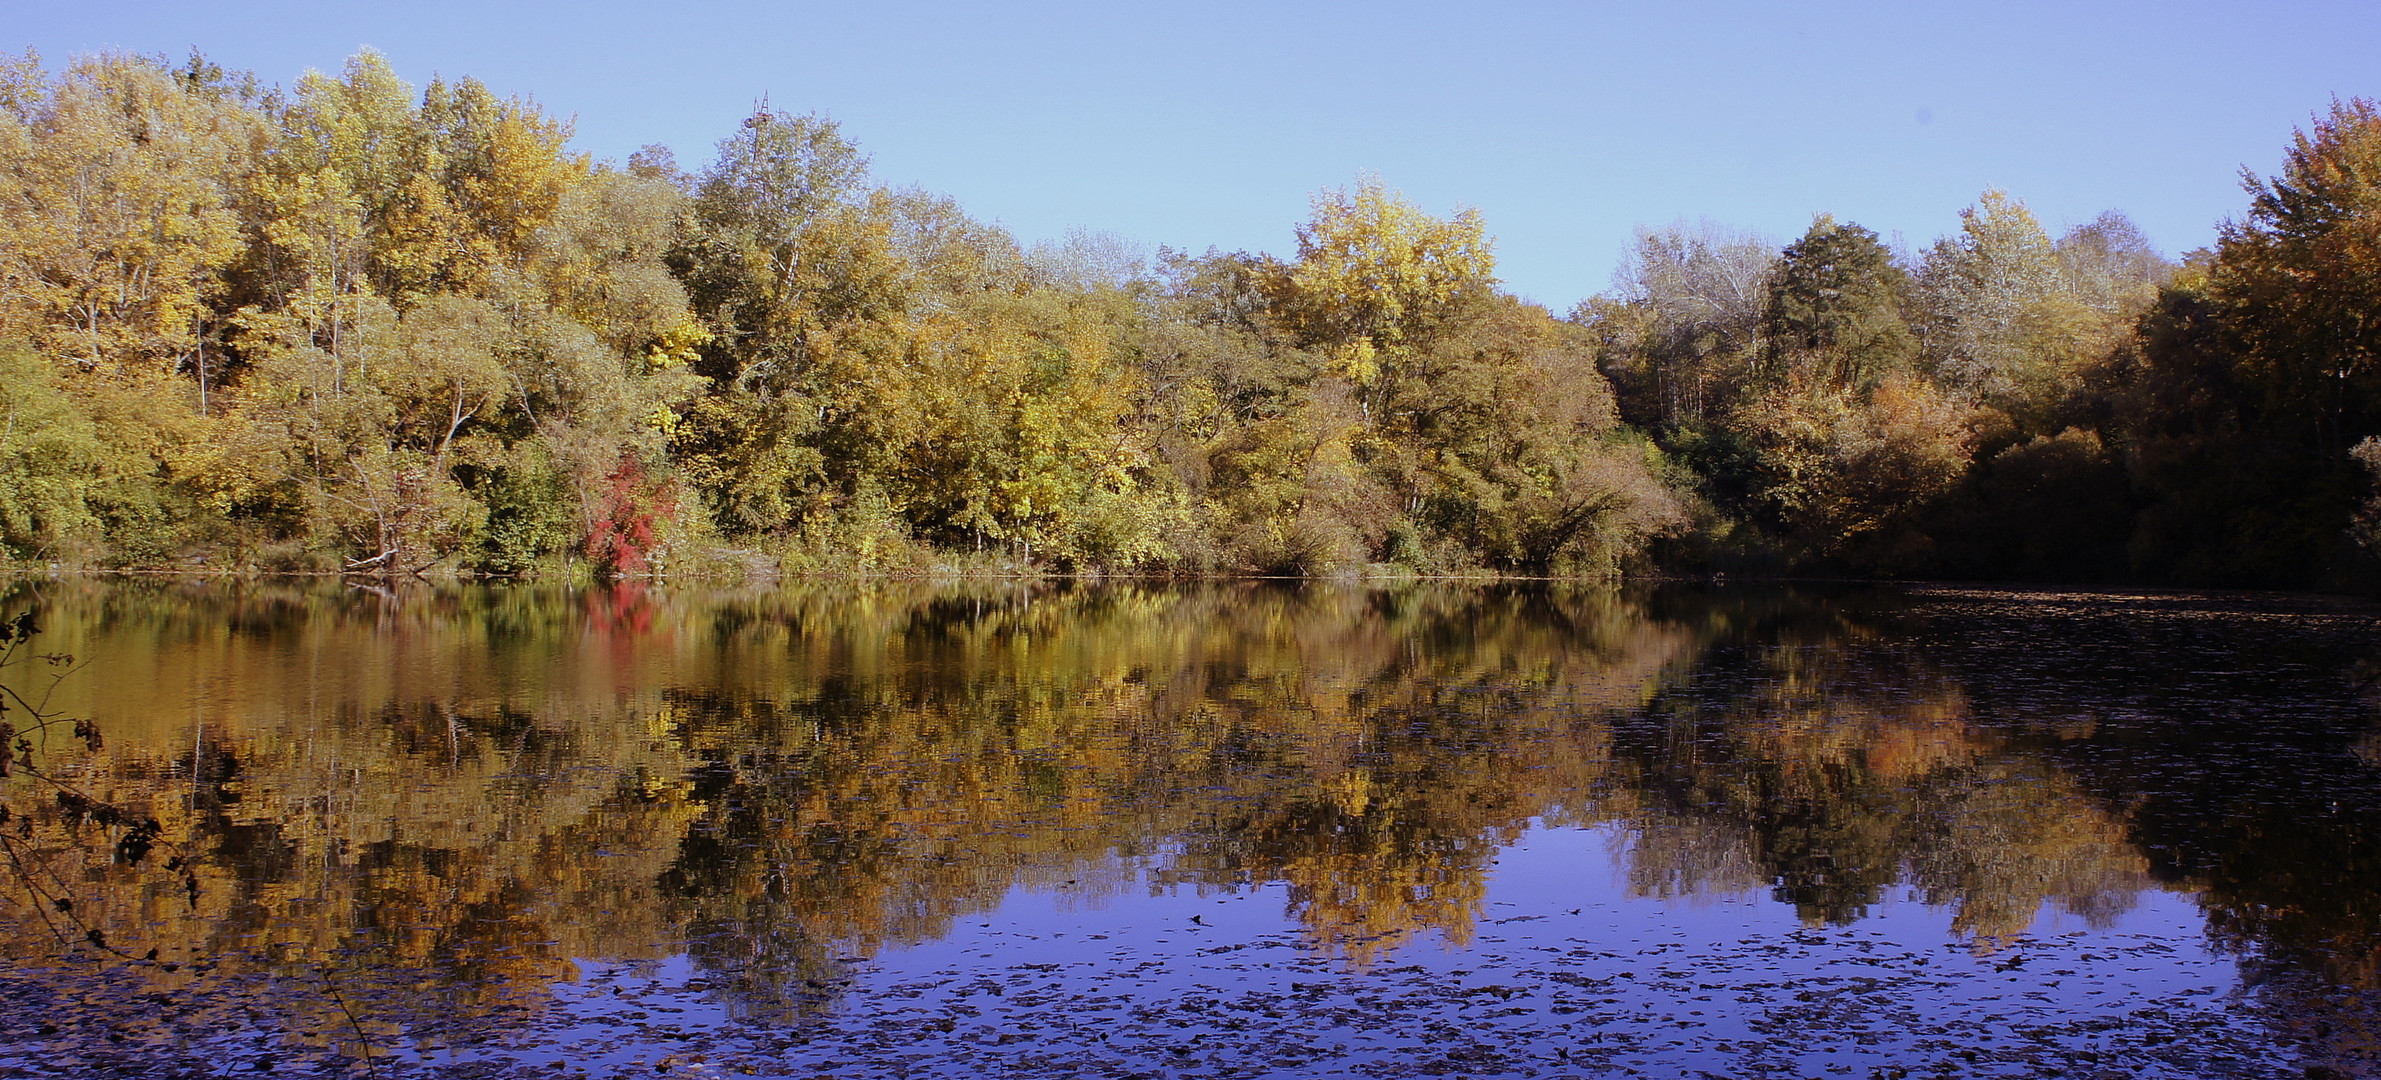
[{"left": 2, "top": 50, "right": 2377, "bottom": 587}]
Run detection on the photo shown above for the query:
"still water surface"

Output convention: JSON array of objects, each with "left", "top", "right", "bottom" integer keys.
[{"left": 1, "top": 580, "right": 2377, "bottom": 1078}]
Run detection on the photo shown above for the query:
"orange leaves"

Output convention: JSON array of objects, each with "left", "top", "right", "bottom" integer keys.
[
  {"left": 1736, "top": 374, "right": 1976, "bottom": 567},
  {"left": 2218, "top": 97, "right": 2381, "bottom": 425}
]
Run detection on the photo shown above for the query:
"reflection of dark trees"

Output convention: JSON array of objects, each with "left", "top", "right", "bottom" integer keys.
[
  {"left": 1693, "top": 587, "right": 2381, "bottom": 1070},
  {"left": 1121, "top": 586, "right": 1645, "bottom": 964},
  {"left": 1872, "top": 592, "right": 2381, "bottom": 986},
  {"left": 1169, "top": 691, "right": 1562, "bottom": 962},
  {"left": 656, "top": 742, "right": 925, "bottom": 1020},
  {"left": 1615, "top": 687, "right": 1921, "bottom": 925},
  {"left": 653, "top": 687, "right": 1093, "bottom": 1018},
  {"left": 1758, "top": 778, "right": 1908, "bottom": 925},
  {"left": 1614, "top": 586, "right": 2151, "bottom": 935},
  {"left": 1927, "top": 592, "right": 2381, "bottom": 1072},
  {"left": 1614, "top": 591, "right": 1923, "bottom": 925}
]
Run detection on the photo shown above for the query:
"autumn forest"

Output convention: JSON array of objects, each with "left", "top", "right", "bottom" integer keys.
[{"left": 5, "top": 50, "right": 2380, "bottom": 590}]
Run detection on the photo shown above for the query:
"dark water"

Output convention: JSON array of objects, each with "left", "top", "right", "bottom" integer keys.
[{"left": 1, "top": 580, "right": 2378, "bottom": 1078}]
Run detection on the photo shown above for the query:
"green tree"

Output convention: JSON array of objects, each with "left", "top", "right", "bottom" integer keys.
[
  {"left": 672, "top": 108, "right": 875, "bottom": 386},
  {"left": 0, "top": 347, "right": 106, "bottom": 559},
  {"left": 1408, "top": 295, "right": 1683, "bottom": 574},
  {"left": 1763, "top": 216, "right": 1916, "bottom": 393}
]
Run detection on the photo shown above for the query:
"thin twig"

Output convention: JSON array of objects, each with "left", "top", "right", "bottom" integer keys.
[
  {"left": 0, "top": 835, "right": 70, "bottom": 946},
  {"left": 320, "top": 966, "right": 380, "bottom": 1077}
]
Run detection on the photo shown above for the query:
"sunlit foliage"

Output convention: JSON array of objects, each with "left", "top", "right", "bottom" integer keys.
[{"left": 0, "top": 49, "right": 2371, "bottom": 589}]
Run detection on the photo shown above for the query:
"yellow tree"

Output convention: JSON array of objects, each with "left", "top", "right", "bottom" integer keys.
[
  {"left": 1276, "top": 176, "right": 1496, "bottom": 424},
  {"left": 263, "top": 53, "right": 585, "bottom": 309},
  {"left": 0, "top": 52, "right": 252, "bottom": 381},
  {"left": 863, "top": 285, "right": 1171, "bottom": 569}
]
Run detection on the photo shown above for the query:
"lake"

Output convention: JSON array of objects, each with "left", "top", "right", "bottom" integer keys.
[{"left": 1, "top": 580, "right": 2377, "bottom": 1078}]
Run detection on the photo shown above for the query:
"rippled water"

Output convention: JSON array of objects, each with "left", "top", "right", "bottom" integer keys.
[{"left": 0, "top": 580, "right": 2376, "bottom": 1078}]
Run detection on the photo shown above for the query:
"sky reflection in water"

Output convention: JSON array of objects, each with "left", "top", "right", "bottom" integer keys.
[
  {"left": 516, "top": 829, "right": 2255, "bottom": 1078},
  {"left": 0, "top": 580, "right": 2375, "bottom": 1078}
]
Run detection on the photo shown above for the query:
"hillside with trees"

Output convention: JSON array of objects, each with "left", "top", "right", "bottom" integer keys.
[{"left": 3, "top": 50, "right": 2377, "bottom": 589}]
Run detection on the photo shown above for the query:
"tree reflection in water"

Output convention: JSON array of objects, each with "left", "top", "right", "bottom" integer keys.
[
  {"left": 0, "top": 579, "right": 2374, "bottom": 1070},
  {"left": 1611, "top": 592, "right": 2152, "bottom": 940}
]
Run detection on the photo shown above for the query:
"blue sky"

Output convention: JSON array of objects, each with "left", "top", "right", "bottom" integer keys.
[{"left": 16, "top": 1, "right": 2380, "bottom": 308}]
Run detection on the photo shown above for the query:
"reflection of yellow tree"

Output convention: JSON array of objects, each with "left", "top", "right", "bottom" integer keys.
[
  {"left": 1145, "top": 586, "right": 1664, "bottom": 962},
  {"left": 652, "top": 584, "right": 1675, "bottom": 974},
  {"left": 1225, "top": 801, "right": 1496, "bottom": 965}
]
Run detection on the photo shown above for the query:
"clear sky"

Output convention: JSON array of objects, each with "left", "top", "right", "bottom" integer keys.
[{"left": 15, "top": 1, "right": 2381, "bottom": 309}]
